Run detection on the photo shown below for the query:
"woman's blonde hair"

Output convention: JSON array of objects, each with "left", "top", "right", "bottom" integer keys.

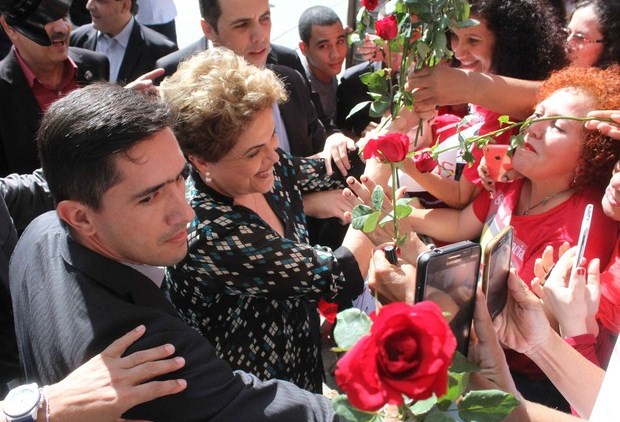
[{"left": 160, "top": 47, "right": 287, "bottom": 162}]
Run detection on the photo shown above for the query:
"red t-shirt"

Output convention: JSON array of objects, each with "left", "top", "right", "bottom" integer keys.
[
  {"left": 473, "top": 180, "right": 617, "bottom": 283},
  {"left": 599, "top": 241, "right": 620, "bottom": 335}
]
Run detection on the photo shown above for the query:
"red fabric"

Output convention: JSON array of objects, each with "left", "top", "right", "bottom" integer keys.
[
  {"left": 14, "top": 47, "right": 78, "bottom": 112},
  {"left": 317, "top": 298, "right": 338, "bottom": 324},
  {"left": 565, "top": 334, "right": 599, "bottom": 366},
  {"left": 598, "top": 241, "right": 620, "bottom": 335},
  {"left": 472, "top": 180, "right": 617, "bottom": 283}
]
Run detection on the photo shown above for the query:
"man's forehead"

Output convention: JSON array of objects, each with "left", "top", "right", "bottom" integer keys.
[
  {"left": 311, "top": 22, "right": 345, "bottom": 41},
  {"left": 218, "top": 0, "right": 270, "bottom": 24}
]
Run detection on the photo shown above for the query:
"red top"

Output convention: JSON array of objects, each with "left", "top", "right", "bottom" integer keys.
[{"left": 14, "top": 47, "right": 78, "bottom": 113}]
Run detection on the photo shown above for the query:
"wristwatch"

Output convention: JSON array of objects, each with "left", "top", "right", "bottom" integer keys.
[{"left": 2, "top": 383, "right": 41, "bottom": 422}]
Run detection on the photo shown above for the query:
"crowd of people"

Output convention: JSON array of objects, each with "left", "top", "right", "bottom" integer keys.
[{"left": 1, "top": 0, "right": 620, "bottom": 421}]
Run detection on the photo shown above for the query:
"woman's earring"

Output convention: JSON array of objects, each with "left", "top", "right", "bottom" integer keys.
[{"left": 204, "top": 171, "right": 212, "bottom": 183}]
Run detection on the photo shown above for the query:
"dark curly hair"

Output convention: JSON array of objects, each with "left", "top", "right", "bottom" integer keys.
[
  {"left": 537, "top": 65, "right": 620, "bottom": 192},
  {"left": 467, "top": 0, "right": 569, "bottom": 80},
  {"left": 573, "top": 0, "right": 620, "bottom": 68}
]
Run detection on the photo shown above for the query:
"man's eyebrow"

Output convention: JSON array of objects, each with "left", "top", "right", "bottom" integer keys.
[{"left": 130, "top": 163, "right": 188, "bottom": 200}]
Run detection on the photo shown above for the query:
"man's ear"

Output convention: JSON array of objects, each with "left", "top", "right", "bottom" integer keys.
[
  {"left": 56, "top": 200, "right": 98, "bottom": 237},
  {"left": 200, "top": 18, "right": 217, "bottom": 42},
  {"left": 0, "top": 17, "right": 16, "bottom": 41},
  {"left": 298, "top": 41, "right": 308, "bottom": 57}
]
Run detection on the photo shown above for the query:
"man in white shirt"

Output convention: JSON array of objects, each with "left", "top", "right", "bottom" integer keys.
[{"left": 70, "top": 0, "right": 176, "bottom": 84}]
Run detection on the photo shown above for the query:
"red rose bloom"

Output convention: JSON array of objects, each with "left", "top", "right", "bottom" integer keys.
[
  {"left": 361, "top": 0, "right": 379, "bottom": 11},
  {"left": 318, "top": 298, "right": 338, "bottom": 324},
  {"left": 363, "top": 132, "right": 410, "bottom": 162},
  {"left": 335, "top": 301, "right": 456, "bottom": 412},
  {"left": 413, "top": 149, "right": 437, "bottom": 173},
  {"left": 375, "top": 15, "right": 399, "bottom": 41}
]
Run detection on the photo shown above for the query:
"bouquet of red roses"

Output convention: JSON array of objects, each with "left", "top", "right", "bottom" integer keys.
[{"left": 331, "top": 302, "right": 519, "bottom": 421}]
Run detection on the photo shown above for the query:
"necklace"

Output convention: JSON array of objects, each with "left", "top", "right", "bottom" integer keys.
[{"left": 522, "top": 188, "right": 571, "bottom": 216}]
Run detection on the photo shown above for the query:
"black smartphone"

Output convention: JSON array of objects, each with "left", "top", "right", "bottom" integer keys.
[
  {"left": 415, "top": 241, "right": 481, "bottom": 356},
  {"left": 481, "top": 226, "right": 514, "bottom": 320}
]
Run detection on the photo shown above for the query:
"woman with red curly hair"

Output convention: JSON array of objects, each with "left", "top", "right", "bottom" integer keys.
[{"left": 346, "top": 65, "right": 620, "bottom": 410}]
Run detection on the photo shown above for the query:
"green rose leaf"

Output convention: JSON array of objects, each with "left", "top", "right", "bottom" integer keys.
[
  {"left": 450, "top": 351, "right": 480, "bottom": 374},
  {"left": 333, "top": 309, "right": 372, "bottom": 349},
  {"left": 437, "top": 372, "right": 469, "bottom": 408},
  {"left": 350, "top": 204, "right": 374, "bottom": 230},
  {"left": 378, "top": 213, "right": 393, "bottom": 226},
  {"left": 396, "top": 197, "right": 412, "bottom": 207},
  {"left": 371, "top": 185, "right": 385, "bottom": 211},
  {"left": 458, "top": 390, "right": 520, "bottom": 422},
  {"left": 409, "top": 394, "right": 437, "bottom": 416},
  {"left": 363, "top": 211, "right": 382, "bottom": 233},
  {"left": 422, "top": 410, "right": 455, "bottom": 422},
  {"left": 498, "top": 115, "right": 511, "bottom": 125},
  {"left": 395, "top": 204, "right": 413, "bottom": 219},
  {"left": 461, "top": 150, "right": 475, "bottom": 164},
  {"left": 369, "top": 98, "right": 391, "bottom": 118},
  {"left": 332, "top": 395, "right": 382, "bottom": 422},
  {"left": 346, "top": 101, "right": 372, "bottom": 120}
]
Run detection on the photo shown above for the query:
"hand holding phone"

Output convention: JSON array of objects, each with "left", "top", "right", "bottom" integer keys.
[
  {"left": 481, "top": 226, "right": 513, "bottom": 320},
  {"left": 573, "top": 204, "right": 593, "bottom": 271},
  {"left": 415, "top": 241, "right": 481, "bottom": 355},
  {"left": 483, "top": 145, "right": 512, "bottom": 181}
]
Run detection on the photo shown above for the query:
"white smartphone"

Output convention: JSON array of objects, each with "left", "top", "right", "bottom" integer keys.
[{"left": 573, "top": 204, "right": 593, "bottom": 272}]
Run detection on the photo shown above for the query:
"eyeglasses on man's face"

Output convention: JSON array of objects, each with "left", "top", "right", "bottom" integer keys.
[{"left": 563, "top": 27, "right": 604, "bottom": 47}]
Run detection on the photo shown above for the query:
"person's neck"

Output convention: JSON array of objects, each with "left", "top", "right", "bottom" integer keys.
[
  {"left": 309, "top": 65, "right": 334, "bottom": 84},
  {"left": 103, "top": 15, "right": 132, "bottom": 38},
  {"left": 522, "top": 178, "right": 573, "bottom": 215},
  {"left": 30, "top": 59, "right": 66, "bottom": 90}
]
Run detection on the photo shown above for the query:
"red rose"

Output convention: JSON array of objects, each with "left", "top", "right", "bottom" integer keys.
[
  {"left": 318, "top": 298, "right": 338, "bottom": 324},
  {"left": 335, "top": 301, "right": 456, "bottom": 411},
  {"left": 361, "top": 0, "right": 379, "bottom": 11},
  {"left": 413, "top": 149, "right": 437, "bottom": 173},
  {"left": 375, "top": 15, "right": 399, "bottom": 41},
  {"left": 363, "top": 132, "right": 410, "bottom": 162}
]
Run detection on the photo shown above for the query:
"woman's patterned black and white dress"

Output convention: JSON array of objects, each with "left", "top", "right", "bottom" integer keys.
[{"left": 166, "top": 150, "right": 364, "bottom": 393}]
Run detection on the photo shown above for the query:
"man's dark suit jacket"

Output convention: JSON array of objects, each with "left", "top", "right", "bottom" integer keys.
[
  {"left": 0, "top": 196, "right": 19, "bottom": 396},
  {"left": 336, "top": 61, "right": 383, "bottom": 137},
  {"left": 10, "top": 212, "right": 340, "bottom": 421},
  {"left": 155, "top": 39, "right": 307, "bottom": 83},
  {"left": 0, "top": 47, "right": 109, "bottom": 177},
  {"left": 271, "top": 64, "right": 326, "bottom": 157},
  {"left": 70, "top": 20, "right": 177, "bottom": 84},
  {"left": 0, "top": 170, "right": 53, "bottom": 395}
]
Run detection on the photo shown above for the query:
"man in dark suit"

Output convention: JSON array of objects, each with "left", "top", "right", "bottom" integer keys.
[
  {"left": 0, "top": 1, "right": 109, "bottom": 177},
  {"left": 10, "top": 83, "right": 341, "bottom": 421},
  {"left": 70, "top": 0, "right": 176, "bottom": 84}
]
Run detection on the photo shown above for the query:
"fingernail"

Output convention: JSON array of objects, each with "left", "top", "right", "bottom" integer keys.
[
  {"left": 164, "top": 344, "right": 175, "bottom": 353},
  {"left": 576, "top": 267, "right": 586, "bottom": 277},
  {"left": 501, "top": 175, "right": 509, "bottom": 182},
  {"left": 174, "top": 357, "right": 185, "bottom": 365}
]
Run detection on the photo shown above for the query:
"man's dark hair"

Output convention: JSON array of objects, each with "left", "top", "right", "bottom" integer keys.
[
  {"left": 130, "top": 0, "right": 138, "bottom": 15},
  {"left": 198, "top": 0, "right": 220, "bottom": 32},
  {"left": 298, "top": 6, "right": 341, "bottom": 45},
  {"left": 37, "top": 83, "right": 173, "bottom": 210}
]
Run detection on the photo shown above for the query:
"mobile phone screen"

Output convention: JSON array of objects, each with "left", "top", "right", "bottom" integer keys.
[
  {"left": 416, "top": 242, "right": 481, "bottom": 355},
  {"left": 484, "top": 228, "right": 513, "bottom": 319},
  {"left": 573, "top": 204, "right": 593, "bottom": 271}
]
